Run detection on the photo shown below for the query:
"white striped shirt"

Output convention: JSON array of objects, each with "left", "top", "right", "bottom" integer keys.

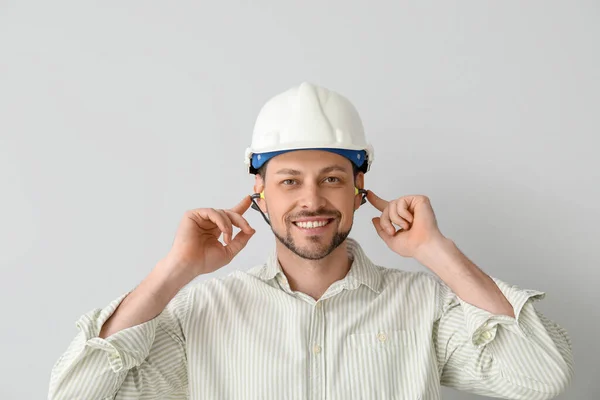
[{"left": 49, "top": 238, "right": 573, "bottom": 399}]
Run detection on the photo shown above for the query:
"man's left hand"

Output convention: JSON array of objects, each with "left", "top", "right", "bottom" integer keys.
[{"left": 366, "top": 190, "right": 446, "bottom": 258}]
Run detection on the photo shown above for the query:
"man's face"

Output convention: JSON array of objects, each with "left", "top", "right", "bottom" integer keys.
[{"left": 255, "top": 150, "right": 364, "bottom": 260}]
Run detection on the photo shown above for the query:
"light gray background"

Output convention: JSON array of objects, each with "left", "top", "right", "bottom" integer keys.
[{"left": 1, "top": 1, "right": 597, "bottom": 398}]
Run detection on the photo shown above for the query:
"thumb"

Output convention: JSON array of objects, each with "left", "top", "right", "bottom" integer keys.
[
  {"left": 224, "top": 229, "right": 255, "bottom": 260},
  {"left": 372, "top": 217, "right": 393, "bottom": 244}
]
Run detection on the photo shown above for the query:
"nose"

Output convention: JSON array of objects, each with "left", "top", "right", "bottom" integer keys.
[{"left": 298, "top": 183, "right": 327, "bottom": 210}]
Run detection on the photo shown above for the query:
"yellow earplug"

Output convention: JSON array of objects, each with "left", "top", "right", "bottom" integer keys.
[
  {"left": 260, "top": 191, "right": 265, "bottom": 199},
  {"left": 355, "top": 187, "right": 367, "bottom": 205}
]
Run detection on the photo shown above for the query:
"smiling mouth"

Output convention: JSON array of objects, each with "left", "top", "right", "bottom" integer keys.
[{"left": 292, "top": 219, "right": 334, "bottom": 229}]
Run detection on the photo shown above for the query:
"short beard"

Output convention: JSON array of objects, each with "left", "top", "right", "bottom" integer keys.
[{"left": 272, "top": 219, "right": 353, "bottom": 260}]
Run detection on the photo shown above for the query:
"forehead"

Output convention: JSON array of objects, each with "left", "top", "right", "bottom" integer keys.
[{"left": 267, "top": 150, "right": 353, "bottom": 175}]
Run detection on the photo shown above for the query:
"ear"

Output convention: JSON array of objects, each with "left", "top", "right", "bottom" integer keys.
[
  {"left": 253, "top": 173, "right": 264, "bottom": 193},
  {"left": 354, "top": 172, "right": 365, "bottom": 211},
  {"left": 253, "top": 174, "right": 267, "bottom": 213}
]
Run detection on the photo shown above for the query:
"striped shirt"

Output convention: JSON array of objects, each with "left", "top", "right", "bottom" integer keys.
[{"left": 49, "top": 238, "right": 573, "bottom": 399}]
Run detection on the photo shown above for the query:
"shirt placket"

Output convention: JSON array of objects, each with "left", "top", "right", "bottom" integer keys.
[{"left": 310, "top": 300, "right": 326, "bottom": 400}]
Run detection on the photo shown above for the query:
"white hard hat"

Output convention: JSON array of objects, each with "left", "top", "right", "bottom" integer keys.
[{"left": 245, "top": 82, "right": 374, "bottom": 174}]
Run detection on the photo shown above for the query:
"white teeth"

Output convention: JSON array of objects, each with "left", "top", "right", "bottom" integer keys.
[{"left": 295, "top": 220, "right": 330, "bottom": 229}]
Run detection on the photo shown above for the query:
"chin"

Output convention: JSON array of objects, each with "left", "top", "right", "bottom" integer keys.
[{"left": 273, "top": 223, "right": 352, "bottom": 261}]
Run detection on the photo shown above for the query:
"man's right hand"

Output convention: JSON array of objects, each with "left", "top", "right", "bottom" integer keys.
[{"left": 163, "top": 195, "right": 256, "bottom": 281}]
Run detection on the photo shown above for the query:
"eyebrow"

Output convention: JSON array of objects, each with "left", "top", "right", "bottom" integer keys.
[{"left": 274, "top": 165, "right": 350, "bottom": 175}]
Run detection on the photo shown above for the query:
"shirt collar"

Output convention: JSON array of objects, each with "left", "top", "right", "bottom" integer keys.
[{"left": 253, "top": 238, "right": 382, "bottom": 294}]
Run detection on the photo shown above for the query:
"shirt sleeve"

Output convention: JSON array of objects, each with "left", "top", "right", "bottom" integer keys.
[
  {"left": 433, "top": 275, "right": 574, "bottom": 400},
  {"left": 48, "top": 284, "right": 194, "bottom": 400}
]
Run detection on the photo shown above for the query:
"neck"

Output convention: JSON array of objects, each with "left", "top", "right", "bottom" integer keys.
[{"left": 274, "top": 239, "right": 352, "bottom": 301}]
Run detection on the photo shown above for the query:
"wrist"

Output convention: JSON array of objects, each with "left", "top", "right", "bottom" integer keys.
[
  {"left": 414, "top": 234, "right": 455, "bottom": 269},
  {"left": 151, "top": 258, "right": 195, "bottom": 296}
]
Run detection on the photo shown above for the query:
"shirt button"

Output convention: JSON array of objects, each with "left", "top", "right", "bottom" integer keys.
[
  {"left": 315, "top": 302, "right": 322, "bottom": 309},
  {"left": 377, "top": 332, "right": 387, "bottom": 342},
  {"left": 482, "top": 331, "right": 492, "bottom": 340},
  {"left": 313, "top": 344, "right": 322, "bottom": 354}
]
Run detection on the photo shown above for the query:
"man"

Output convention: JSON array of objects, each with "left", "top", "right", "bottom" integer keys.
[{"left": 49, "top": 82, "right": 573, "bottom": 399}]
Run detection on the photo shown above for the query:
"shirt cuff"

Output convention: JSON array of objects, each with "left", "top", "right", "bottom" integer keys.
[
  {"left": 75, "top": 292, "right": 159, "bottom": 373},
  {"left": 456, "top": 277, "right": 546, "bottom": 347}
]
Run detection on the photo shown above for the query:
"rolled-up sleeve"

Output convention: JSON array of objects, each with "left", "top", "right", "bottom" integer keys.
[
  {"left": 48, "top": 285, "right": 193, "bottom": 400},
  {"left": 434, "top": 276, "right": 574, "bottom": 400}
]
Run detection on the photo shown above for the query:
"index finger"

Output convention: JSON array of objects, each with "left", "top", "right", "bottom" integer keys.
[
  {"left": 366, "top": 190, "right": 389, "bottom": 212},
  {"left": 230, "top": 195, "right": 253, "bottom": 215}
]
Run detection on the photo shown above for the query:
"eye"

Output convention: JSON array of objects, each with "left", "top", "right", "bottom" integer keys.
[
  {"left": 324, "top": 177, "right": 341, "bottom": 183},
  {"left": 281, "top": 179, "right": 297, "bottom": 185}
]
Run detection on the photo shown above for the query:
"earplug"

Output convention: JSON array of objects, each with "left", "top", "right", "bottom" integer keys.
[{"left": 355, "top": 187, "right": 367, "bottom": 205}]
